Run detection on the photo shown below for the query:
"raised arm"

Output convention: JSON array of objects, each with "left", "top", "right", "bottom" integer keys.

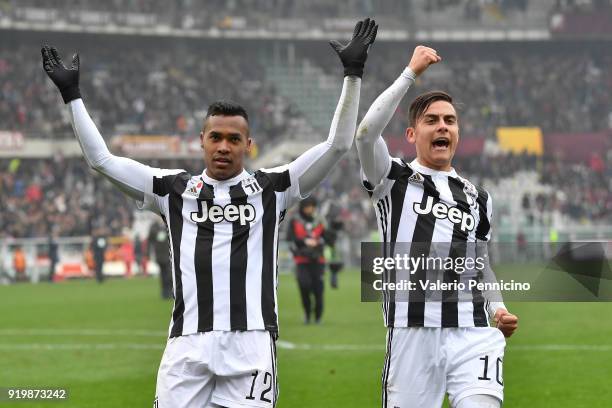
[
  {"left": 41, "top": 45, "right": 176, "bottom": 207},
  {"left": 356, "top": 46, "right": 441, "bottom": 186},
  {"left": 289, "top": 18, "right": 377, "bottom": 197},
  {"left": 68, "top": 99, "right": 160, "bottom": 202}
]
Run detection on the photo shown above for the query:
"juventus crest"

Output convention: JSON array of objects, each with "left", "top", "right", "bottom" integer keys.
[
  {"left": 241, "top": 177, "right": 263, "bottom": 195},
  {"left": 459, "top": 177, "right": 479, "bottom": 209}
]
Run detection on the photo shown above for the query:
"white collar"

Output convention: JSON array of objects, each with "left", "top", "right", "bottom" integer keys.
[
  {"left": 201, "top": 168, "right": 250, "bottom": 185},
  {"left": 410, "top": 159, "right": 457, "bottom": 177}
]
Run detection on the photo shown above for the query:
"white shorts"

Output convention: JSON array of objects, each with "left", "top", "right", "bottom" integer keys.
[
  {"left": 155, "top": 331, "right": 277, "bottom": 408},
  {"left": 382, "top": 327, "right": 505, "bottom": 408}
]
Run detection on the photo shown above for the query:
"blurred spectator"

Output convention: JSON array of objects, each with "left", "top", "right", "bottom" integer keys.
[
  {"left": 48, "top": 231, "right": 58, "bottom": 282},
  {"left": 133, "top": 234, "right": 146, "bottom": 276},
  {"left": 287, "top": 196, "right": 327, "bottom": 325},
  {"left": 148, "top": 218, "right": 172, "bottom": 299},
  {"left": 91, "top": 234, "right": 107, "bottom": 283},
  {"left": 322, "top": 201, "right": 345, "bottom": 289},
  {"left": 120, "top": 238, "right": 134, "bottom": 278},
  {"left": 13, "top": 245, "right": 27, "bottom": 282}
]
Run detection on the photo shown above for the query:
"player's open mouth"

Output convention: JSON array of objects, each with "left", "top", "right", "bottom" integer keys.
[{"left": 432, "top": 137, "right": 450, "bottom": 150}]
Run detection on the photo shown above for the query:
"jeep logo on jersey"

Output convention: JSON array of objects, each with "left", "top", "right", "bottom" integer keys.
[
  {"left": 413, "top": 196, "right": 475, "bottom": 232},
  {"left": 190, "top": 199, "right": 256, "bottom": 225}
]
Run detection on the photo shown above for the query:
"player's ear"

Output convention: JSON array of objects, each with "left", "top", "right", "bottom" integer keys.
[
  {"left": 199, "top": 131, "right": 205, "bottom": 146},
  {"left": 406, "top": 127, "right": 416, "bottom": 144},
  {"left": 245, "top": 137, "right": 252, "bottom": 154}
]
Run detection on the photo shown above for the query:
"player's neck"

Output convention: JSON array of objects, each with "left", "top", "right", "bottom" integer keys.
[
  {"left": 413, "top": 158, "right": 453, "bottom": 174},
  {"left": 203, "top": 168, "right": 247, "bottom": 183}
]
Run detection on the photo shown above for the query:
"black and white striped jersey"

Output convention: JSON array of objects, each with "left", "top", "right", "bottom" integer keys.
[
  {"left": 363, "top": 158, "right": 493, "bottom": 328},
  {"left": 142, "top": 167, "right": 299, "bottom": 338}
]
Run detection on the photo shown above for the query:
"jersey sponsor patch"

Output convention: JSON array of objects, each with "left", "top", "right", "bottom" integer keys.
[
  {"left": 186, "top": 178, "right": 204, "bottom": 196},
  {"left": 190, "top": 199, "right": 256, "bottom": 225},
  {"left": 413, "top": 195, "right": 476, "bottom": 232}
]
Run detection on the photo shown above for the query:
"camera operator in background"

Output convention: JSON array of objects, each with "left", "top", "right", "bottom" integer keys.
[{"left": 287, "top": 196, "right": 328, "bottom": 324}]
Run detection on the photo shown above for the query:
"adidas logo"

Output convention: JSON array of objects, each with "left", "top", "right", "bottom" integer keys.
[{"left": 408, "top": 172, "right": 424, "bottom": 185}]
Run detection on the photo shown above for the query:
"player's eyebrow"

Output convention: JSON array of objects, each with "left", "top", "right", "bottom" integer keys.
[
  {"left": 422, "top": 113, "right": 457, "bottom": 121},
  {"left": 208, "top": 131, "right": 244, "bottom": 140}
]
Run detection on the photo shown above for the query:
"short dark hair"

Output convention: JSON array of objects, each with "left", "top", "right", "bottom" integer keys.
[
  {"left": 408, "top": 91, "right": 455, "bottom": 127},
  {"left": 204, "top": 100, "right": 249, "bottom": 123}
]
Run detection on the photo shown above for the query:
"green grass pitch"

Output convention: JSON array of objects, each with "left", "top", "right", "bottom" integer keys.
[{"left": 1, "top": 269, "right": 611, "bottom": 407}]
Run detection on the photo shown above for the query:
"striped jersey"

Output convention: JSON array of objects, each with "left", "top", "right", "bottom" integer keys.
[
  {"left": 363, "top": 158, "right": 494, "bottom": 328},
  {"left": 141, "top": 167, "right": 300, "bottom": 338}
]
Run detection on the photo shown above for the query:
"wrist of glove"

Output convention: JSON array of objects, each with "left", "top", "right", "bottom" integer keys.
[
  {"left": 59, "top": 85, "right": 81, "bottom": 104},
  {"left": 343, "top": 64, "right": 365, "bottom": 79}
]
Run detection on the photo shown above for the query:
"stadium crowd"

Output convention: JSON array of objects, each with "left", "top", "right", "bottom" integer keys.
[
  {"left": 553, "top": 0, "right": 612, "bottom": 12},
  {"left": 2, "top": 40, "right": 611, "bottom": 144},
  {"left": 1, "top": 41, "right": 301, "bottom": 143},
  {"left": 529, "top": 152, "right": 612, "bottom": 224},
  {"left": 0, "top": 157, "right": 133, "bottom": 238},
  {"left": 2, "top": 0, "right": 536, "bottom": 28},
  {"left": 352, "top": 47, "right": 612, "bottom": 139},
  {"left": 1, "top": 22, "right": 610, "bottom": 243},
  {"left": 2, "top": 146, "right": 609, "bottom": 241}
]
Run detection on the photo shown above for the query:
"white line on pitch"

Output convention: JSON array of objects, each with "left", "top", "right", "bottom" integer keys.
[
  {"left": 1, "top": 342, "right": 611, "bottom": 352},
  {"left": 276, "top": 340, "right": 382, "bottom": 351},
  {"left": 276, "top": 341, "right": 612, "bottom": 352},
  {"left": 2, "top": 329, "right": 612, "bottom": 353},
  {"left": 0, "top": 342, "right": 611, "bottom": 352},
  {"left": 0, "top": 343, "right": 163, "bottom": 350},
  {"left": 0, "top": 329, "right": 167, "bottom": 337},
  {"left": 509, "top": 344, "right": 612, "bottom": 351}
]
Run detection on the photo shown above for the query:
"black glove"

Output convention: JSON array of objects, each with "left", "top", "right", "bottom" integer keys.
[
  {"left": 41, "top": 45, "right": 81, "bottom": 104},
  {"left": 329, "top": 18, "right": 378, "bottom": 78}
]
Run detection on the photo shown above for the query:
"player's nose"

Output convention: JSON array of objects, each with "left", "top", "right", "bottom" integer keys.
[
  {"left": 436, "top": 124, "right": 448, "bottom": 133},
  {"left": 217, "top": 139, "right": 231, "bottom": 152}
]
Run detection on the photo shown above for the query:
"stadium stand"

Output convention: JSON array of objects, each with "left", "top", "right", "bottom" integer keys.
[
  {"left": 0, "top": 39, "right": 305, "bottom": 143},
  {"left": 2, "top": 0, "right": 561, "bottom": 30}
]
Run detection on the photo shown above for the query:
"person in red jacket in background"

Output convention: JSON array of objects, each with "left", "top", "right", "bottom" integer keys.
[{"left": 287, "top": 196, "right": 328, "bottom": 324}]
